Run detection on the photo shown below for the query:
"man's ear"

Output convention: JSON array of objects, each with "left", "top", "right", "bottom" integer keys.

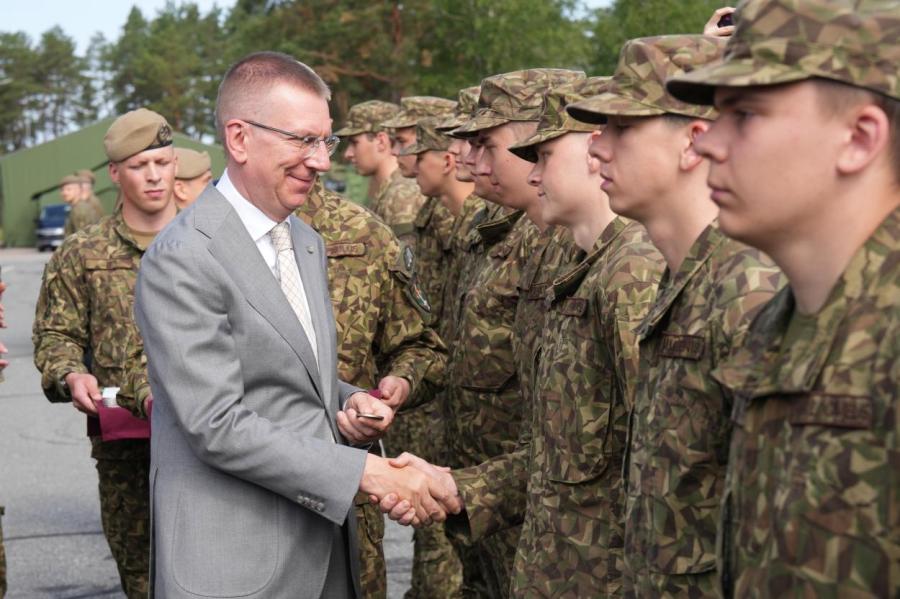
[
  {"left": 108, "top": 162, "right": 120, "bottom": 186},
  {"left": 173, "top": 180, "right": 187, "bottom": 202},
  {"left": 223, "top": 120, "right": 250, "bottom": 165},
  {"left": 375, "top": 131, "right": 392, "bottom": 154},
  {"left": 681, "top": 120, "right": 710, "bottom": 172},
  {"left": 442, "top": 151, "right": 455, "bottom": 176},
  {"left": 836, "top": 103, "right": 891, "bottom": 177}
]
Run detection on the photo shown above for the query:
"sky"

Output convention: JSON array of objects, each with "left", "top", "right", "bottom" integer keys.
[{"left": 3, "top": 0, "right": 614, "bottom": 54}]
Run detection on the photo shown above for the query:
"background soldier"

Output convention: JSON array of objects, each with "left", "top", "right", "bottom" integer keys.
[
  {"left": 74, "top": 169, "right": 107, "bottom": 218},
  {"left": 669, "top": 0, "right": 900, "bottom": 595},
  {"left": 61, "top": 173, "right": 104, "bottom": 237},
  {"left": 338, "top": 100, "right": 426, "bottom": 248},
  {"left": 568, "top": 35, "right": 786, "bottom": 597},
  {"left": 32, "top": 108, "right": 178, "bottom": 598},
  {"left": 384, "top": 96, "right": 457, "bottom": 180},
  {"left": 173, "top": 147, "right": 213, "bottom": 209}
]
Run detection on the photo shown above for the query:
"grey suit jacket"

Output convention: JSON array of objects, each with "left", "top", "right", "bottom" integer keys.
[{"left": 135, "top": 186, "right": 367, "bottom": 598}]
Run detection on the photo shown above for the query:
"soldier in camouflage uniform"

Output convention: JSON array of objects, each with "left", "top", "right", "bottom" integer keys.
[
  {"left": 173, "top": 147, "right": 213, "bottom": 209},
  {"left": 384, "top": 96, "right": 457, "bottom": 179},
  {"left": 75, "top": 169, "right": 108, "bottom": 219},
  {"left": 432, "top": 68, "right": 583, "bottom": 597},
  {"left": 567, "top": 36, "right": 786, "bottom": 597},
  {"left": 338, "top": 101, "right": 427, "bottom": 247},
  {"left": 667, "top": 1, "right": 900, "bottom": 596},
  {"left": 295, "top": 179, "right": 448, "bottom": 599},
  {"left": 32, "top": 108, "right": 178, "bottom": 598},
  {"left": 62, "top": 173, "right": 105, "bottom": 237}
]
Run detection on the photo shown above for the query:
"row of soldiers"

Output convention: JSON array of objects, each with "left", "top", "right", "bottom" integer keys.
[{"left": 25, "top": 0, "right": 899, "bottom": 597}]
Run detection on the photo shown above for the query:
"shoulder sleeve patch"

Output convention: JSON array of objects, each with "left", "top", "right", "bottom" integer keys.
[{"left": 404, "top": 277, "right": 432, "bottom": 315}]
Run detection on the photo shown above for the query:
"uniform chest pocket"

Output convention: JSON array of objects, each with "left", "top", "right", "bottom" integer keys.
[
  {"left": 84, "top": 259, "right": 138, "bottom": 370},
  {"left": 455, "top": 276, "right": 518, "bottom": 392}
]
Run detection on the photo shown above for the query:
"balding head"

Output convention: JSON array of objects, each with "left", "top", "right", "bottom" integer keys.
[{"left": 215, "top": 51, "right": 331, "bottom": 142}]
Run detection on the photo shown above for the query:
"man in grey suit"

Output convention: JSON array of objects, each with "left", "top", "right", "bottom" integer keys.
[{"left": 135, "top": 52, "right": 460, "bottom": 599}]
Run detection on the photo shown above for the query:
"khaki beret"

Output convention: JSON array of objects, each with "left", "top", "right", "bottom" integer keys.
[
  {"left": 104, "top": 108, "right": 173, "bottom": 162},
  {"left": 175, "top": 148, "right": 212, "bottom": 179},
  {"left": 59, "top": 174, "right": 82, "bottom": 187},
  {"left": 75, "top": 169, "right": 95, "bottom": 184}
]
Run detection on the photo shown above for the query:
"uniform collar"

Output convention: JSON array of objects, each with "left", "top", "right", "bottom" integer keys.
[{"left": 548, "top": 216, "right": 630, "bottom": 303}]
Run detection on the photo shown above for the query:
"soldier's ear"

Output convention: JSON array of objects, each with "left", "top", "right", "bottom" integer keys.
[
  {"left": 680, "top": 120, "right": 710, "bottom": 173},
  {"left": 442, "top": 151, "right": 454, "bottom": 175},
  {"left": 108, "top": 161, "right": 120, "bottom": 186},
  {"left": 836, "top": 103, "right": 891, "bottom": 178}
]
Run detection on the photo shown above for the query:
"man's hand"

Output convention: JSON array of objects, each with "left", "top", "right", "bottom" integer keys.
[
  {"left": 65, "top": 372, "right": 101, "bottom": 415},
  {"left": 370, "top": 452, "right": 463, "bottom": 526},
  {"left": 337, "top": 391, "right": 394, "bottom": 444},
  {"left": 703, "top": 7, "right": 736, "bottom": 37},
  {"left": 377, "top": 375, "right": 410, "bottom": 410},
  {"left": 359, "top": 454, "right": 460, "bottom": 527}
]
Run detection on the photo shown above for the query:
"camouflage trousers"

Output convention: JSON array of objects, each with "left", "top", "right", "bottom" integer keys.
[
  {"left": 448, "top": 525, "right": 519, "bottom": 599},
  {"left": 355, "top": 492, "right": 387, "bottom": 599},
  {"left": 1, "top": 506, "right": 6, "bottom": 598},
  {"left": 96, "top": 457, "right": 150, "bottom": 599},
  {"left": 384, "top": 402, "right": 463, "bottom": 598}
]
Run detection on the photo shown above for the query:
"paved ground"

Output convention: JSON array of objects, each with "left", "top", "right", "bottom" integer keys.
[{"left": 0, "top": 247, "right": 413, "bottom": 598}]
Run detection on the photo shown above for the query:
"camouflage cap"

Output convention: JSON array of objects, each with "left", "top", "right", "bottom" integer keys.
[
  {"left": 567, "top": 35, "right": 726, "bottom": 124},
  {"left": 437, "top": 86, "right": 481, "bottom": 133},
  {"left": 452, "top": 68, "right": 587, "bottom": 136},
  {"left": 508, "top": 76, "right": 610, "bottom": 163},
  {"left": 399, "top": 117, "right": 451, "bottom": 156},
  {"left": 668, "top": 0, "right": 900, "bottom": 105},
  {"left": 334, "top": 100, "right": 400, "bottom": 136},
  {"left": 175, "top": 147, "right": 212, "bottom": 179},
  {"left": 59, "top": 174, "right": 82, "bottom": 187},
  {"left": 381, "top": 96, "right": 458, "bottom": 129},
  {"left": 75, "top": 169, "right": 95, "bottom": 184},
  {"left": 104, "top": 108, "right": 173, "bottom": 162}
]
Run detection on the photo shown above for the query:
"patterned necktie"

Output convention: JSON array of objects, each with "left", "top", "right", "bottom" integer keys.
[{"left": 269, "top": 222, "right": 318, "bottom": 366}]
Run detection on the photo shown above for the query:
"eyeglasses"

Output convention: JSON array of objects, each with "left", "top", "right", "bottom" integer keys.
[{"left": 242, "top": 119, "right": 340, "bottom": 158}]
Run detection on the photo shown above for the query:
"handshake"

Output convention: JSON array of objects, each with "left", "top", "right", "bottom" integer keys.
[{"left": 338, "top": 389, "right": 464, "bottom": 526}]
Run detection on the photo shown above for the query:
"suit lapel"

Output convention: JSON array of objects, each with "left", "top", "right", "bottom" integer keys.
[{"left": 202, "top": 194, "right": 324, "bottom": 400}]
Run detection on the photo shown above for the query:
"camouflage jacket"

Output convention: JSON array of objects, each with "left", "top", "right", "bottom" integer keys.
[
  {"left": 413, "top": 196, "right": 456, "bottom": 325},
  {"left": 296, "top": 183, "right": 446, "bottom": 404},
  {"left": 33, "top": 212, "right": 151, "bottom": 460},
  {"left": 712, "top": 208, "right": 900, "bottom": 599},
  {"left": 444, "top": 208, "right": 539, "bottom": 468},
  {"left": 369, "top": 169, "right": 427, "bottom": 248},
  {"left": 64, "top": 198, "right": 105, "bottom": 237},
  {"left": 624, "top": 223, "right": 785, "bottom": 596}
]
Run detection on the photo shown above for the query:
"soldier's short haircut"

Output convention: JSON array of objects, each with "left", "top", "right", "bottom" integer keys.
[
  {"left": 215, "top": 51, "right": 331, "bottom": 142},
  {"left": 813, "top": 79, "right": 900, "bottom": 184}
]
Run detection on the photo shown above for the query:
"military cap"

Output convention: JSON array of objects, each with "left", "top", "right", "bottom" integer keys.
[
  {"left": 59, "top": 174, "right": 82, "bottom": 187},
  {"left": 334, "top": 100, "right": 401, "bottom": 136},
  {"left": 75, "top": 169, "right": 95, "bottom": 184},
  {"left": 104, "top": 107, "right": 173, "bottom": 162},
  {"left": 452, "top": 68, "right": 586, "bottom": 136},
  {"left": 567, "top": 35, "right": 726, "bottom": 124},
  {"left": 381, "top": 96, "right": 458, "bottom": 129},
  {"left": 508, "top": 76, "right": 610, "bottom": 163},
  {"left": 668, "top": 0, "right": 900, "bottom": 105},
  {"left": 398, "top": 117, "right": 452, "bottom": 156},
  {"left": 175, "top": 147, "right": 212, "bottom": 179},
  {"left": 437, "top": 86, "right": 481, "bottom": 133}
]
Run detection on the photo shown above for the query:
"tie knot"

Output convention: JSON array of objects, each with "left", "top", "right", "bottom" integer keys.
[{"left": 269, "top": 221, "right": 292, "bottom": 252}]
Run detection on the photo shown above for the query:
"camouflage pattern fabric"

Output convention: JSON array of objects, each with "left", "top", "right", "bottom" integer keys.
[
  {"left": 413, "top": 196, "right": 457, "bottom": 325},
  {"left": 335, "top": 100, "right": 401, "bottom": 136},
  {"left": 668, "top": 0, "right": 900, "bottom": 105},
  {"left": 369, "top": 169, "right": 428, "bottom": 249},
  {"left": 97, "top": 458, "right": 150, "bottom": 598},
  {"left": 711, "top": 208, "right": 900, "bottom": 598},
  {"left": 400, "top": 117, "right": 454, "bottom": 156},
  {"left": 31, "top": 212, "right": 152, "bottom": 595},
  {"left": 382, "top": 96, "right": 458, "bottom": 130},
  {"left": 444, "top": 207, "right": 540, "bottom": 597},
  {"left": 64, "top": 197, "right": 105, "bottom": 237},
  {"left": 296, "top": 181, "right": 449, "bottom": 598},
  {"left": 438, "top": 86, "right": 481, "bottom": 133},
  {"left": 624, "top": 224, "right": 785, "bottom": 598},
  {"left": 453, "top": 69, "right": 586, "bottom": 136},
  {"left": 567, "top": 35, "right": 726, "bottom": 124}
]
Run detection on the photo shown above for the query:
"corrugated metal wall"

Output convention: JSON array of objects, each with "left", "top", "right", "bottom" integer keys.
[{"left": 0, "top": 119, "right": 225, "bottom": 247}]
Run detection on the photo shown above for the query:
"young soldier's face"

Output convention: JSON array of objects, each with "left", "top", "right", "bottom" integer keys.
[
  {"left": 391, "top": 127, "right": 418, "bottom": 178},
  {"left": 110, "top": 145, "right": 176, "bottom": 215},
  {"left": 448, "top": 138, "right": 473, "bottom": 183},
  {"left": 60, "top": 183, "right": 80, "bottom": 204},
  {"left": 528, "top": 132, "right": 593, "bottom": 227},
  {"left": 463, "top": 138, "right": 498, "bottom": 202},
  {"left": 697, "top": 81, "right": 838, "bottom": 249},
  {"left": 414, "top": 150, "right": 447, "bottom": 197},
  {"left": 589, "top": 115, "right": 684, "bottom": 222},
  {"left": 473, "top": 122, "right": 537, "bottom": 209},
  {"left": 343, "top": 133, "right": 382, "bottom": 177}
]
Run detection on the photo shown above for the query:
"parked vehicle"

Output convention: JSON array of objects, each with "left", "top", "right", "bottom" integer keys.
[{"left": 35, "top": 203, "right": 70, "bottom": 251}]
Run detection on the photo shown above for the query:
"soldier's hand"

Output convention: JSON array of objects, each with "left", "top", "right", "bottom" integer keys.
[
  {"left": 65, "top": 372, "right": 101, "bottom": 415},
  {"left": 387, "top": 452, "right": 462, "bottom": 515},
  {"left": 704, "top": 7, "right": 736, "bottom": 37},
  {"left": 338, "top": 391, "right": 394, "bottom": 444},
  {"left": 377, "top": 375, "right": 410, "bottom": 409},
  {"left": 359, "top": 454, "right": 442, "bottom": 527}
]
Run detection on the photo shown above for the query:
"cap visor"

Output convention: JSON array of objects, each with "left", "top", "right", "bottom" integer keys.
[
  {"left": 667, "top": 58, "right": 811, "bottom": 106},
  {"left": 398, "top": 142, "right": 429, "bottom": 156},
  {"left": 567, "top": 92, "right": 664, "bottom": 125},
  {"left": 451, "top": 114, "right": 512, "bottom": 137},
  {"left": 507, "top": 129, "right": 568, "bottom": 163},
  {"left": 335, "top": 126, "right": 367, "bottom": 137}
]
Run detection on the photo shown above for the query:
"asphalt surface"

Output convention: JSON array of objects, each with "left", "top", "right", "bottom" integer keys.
[{"left": 0, "top": 247, "right": 413, "bottom": 598}]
